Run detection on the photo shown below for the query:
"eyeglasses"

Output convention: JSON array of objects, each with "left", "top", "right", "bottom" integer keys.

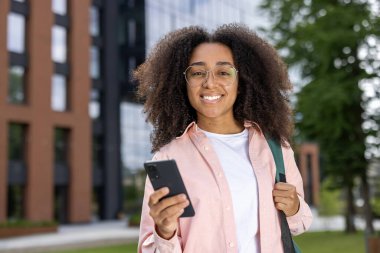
[{"left": 183, "top": 65, "right": 238, "bottom": 87}]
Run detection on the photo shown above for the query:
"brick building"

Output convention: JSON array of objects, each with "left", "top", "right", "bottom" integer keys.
[{"left": 0, "top": 0, "right": 146, "bottom": 223}]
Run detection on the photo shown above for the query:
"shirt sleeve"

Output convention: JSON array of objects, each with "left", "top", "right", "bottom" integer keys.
[
  {"left": 138, "top": 151, "right": 183, "bottom": 253},
  {"left": 282, "top": 146, "right": 313, "bottom": 236}
]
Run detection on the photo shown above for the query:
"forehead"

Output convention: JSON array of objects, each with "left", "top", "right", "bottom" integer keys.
[{"left": 189, "top": 42, "right": 234, "bottom": 66}]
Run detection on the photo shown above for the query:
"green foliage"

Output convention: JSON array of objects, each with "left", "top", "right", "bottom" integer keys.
[
  {"left": 371, "top": 197, "right": 380, "bottom": 218},
  {"left": 318, "top": 177, "right": 344, "bottom": 216},
  {"left": 294, "top": 231, "right": 365, "bottom": 253},
  {"left": 128, "top": 212, "right": 141, "bottom": 227},
  {"left": 261, "top": 0, "right": 380, "bottom": 232},
  {"left": 123, "top": 171, "right": 146, "bottom": 215}
]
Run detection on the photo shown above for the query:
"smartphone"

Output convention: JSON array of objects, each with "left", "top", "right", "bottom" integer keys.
[{"left": 144, "top": 159, "right": 195, "bottom": 217}]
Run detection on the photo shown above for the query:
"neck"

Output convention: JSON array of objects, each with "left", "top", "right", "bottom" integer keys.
[{"left": 196, "top": 117, "right": 244, "bottom": 134}]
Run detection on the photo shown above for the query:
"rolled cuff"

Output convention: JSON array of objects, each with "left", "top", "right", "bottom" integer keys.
[
  {"left": 153, "top": 228, "right": 182, "bottom": 253},
  {"left": 286, "top": 196, "right": 313, "bottom": 236}
]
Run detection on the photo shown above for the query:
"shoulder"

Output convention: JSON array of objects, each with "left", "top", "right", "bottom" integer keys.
[{"left": 152, "top": 133, "right": 193, "bottom": 160}]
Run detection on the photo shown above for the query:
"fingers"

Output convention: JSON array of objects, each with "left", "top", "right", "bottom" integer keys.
[
  {"left": 156, "top": 200, "right": 189, "bottom": 224},
  {"left": 273, "top": 183, "right": 300, "bottom": 216},
  {"left": 148, "top": 187, "right": 170, "bottom": 207},
  {"left": 273, "top": 182, "right": 297, "bottom": 198},
  {"left": 147, "top": 187, "right": 190, "bottom": 239}
]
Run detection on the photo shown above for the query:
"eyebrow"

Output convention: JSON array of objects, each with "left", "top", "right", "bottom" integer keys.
[{"left": 189, "top": 61, "right": 234, "bottom": 67}]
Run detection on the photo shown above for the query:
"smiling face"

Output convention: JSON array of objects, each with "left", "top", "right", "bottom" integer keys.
[{"left": 186, "top": 42, "right": 239, "bottom": 132}]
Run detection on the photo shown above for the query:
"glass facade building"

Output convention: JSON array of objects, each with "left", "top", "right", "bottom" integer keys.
[{"left": 146, "top": 0, "right": 266, "bottom": 51}]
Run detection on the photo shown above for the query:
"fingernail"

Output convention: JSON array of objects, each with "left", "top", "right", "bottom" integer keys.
[{"left": 180, "top": 194, "right": 186, "bottom": 199}]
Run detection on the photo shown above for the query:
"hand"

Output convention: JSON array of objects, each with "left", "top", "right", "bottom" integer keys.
[
  {"left": 272, "top": 182, "right": 300, "bottom": 217},
  {"left": 148, "top": 187, "right": 189, "bottom": 239}
]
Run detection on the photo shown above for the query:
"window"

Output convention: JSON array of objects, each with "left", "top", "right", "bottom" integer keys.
[
  {"left": 7, "top": 185, "right": 25, "bottom": 220},
  {"left": 7, "top": 13, "right": 26, "bottom": 53},
  {"left": 8, "top": 66, "right": 26, "bottom": 104},
  {"left": 8, "top": 123, "right": 27, "bottom": 161},
  {"left": 120, "top": 102, "right": 153, "bottom": 172},
  {"left": 128, "top": 19, "right": 136, "bottom": 47},
  {"left": 89, "top": 88, "right": 100, "bottom": 119},
  {"left": 52, "top": 25, "right": 67, "bottom": 63},
  {"left": 128, "top": 57, "right": 136, "bottom": 75},
  {"left": 52, "top": 0, "right": 67, "bottom": 15},
  {"left": 90, "top": 46, "right": 100, "bottom": 79},
  {"left": 54, "top": 128, "right": 70, "bottom": 164},
  {"left": 89, "top": 6, "right": 100, "bottom": 37},
  {"left": 51, "top": 74, "right": 68, "bottom": 111},
  {"left": 92, "top": 135, "right": 103, "bottom": 167}
]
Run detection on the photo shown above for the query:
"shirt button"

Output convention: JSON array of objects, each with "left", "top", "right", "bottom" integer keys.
[
  {"left": 204, "top": 146, "right": 209, "bottom": 151},
  {"left": 218, "top": 173, "right": 223, "bottom": 177},
  {"left": 229, "top": 242, "right": 234, "bottom": 248}
]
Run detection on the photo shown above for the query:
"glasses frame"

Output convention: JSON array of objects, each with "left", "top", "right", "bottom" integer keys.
[{"left": 183, "top": 65, "right": 238, "bottom": 87}]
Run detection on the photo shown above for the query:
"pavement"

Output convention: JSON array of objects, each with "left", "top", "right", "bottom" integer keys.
[
  {"left": 0, "top": 220, "right": 140, "bottom": 253},
  {"left": 0, "top": 210, "right": 379, "bottom": 253}
]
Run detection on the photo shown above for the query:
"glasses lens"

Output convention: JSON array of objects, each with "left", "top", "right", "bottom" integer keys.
[
  {"left": 184, "top": 66, "right": 237, "bottom": 87},
  {"left": 214, "top": 66, "right": 237, "bottom": 83},
  {"left": 185, "top": 66, "right": 207, "bottom": 87}
]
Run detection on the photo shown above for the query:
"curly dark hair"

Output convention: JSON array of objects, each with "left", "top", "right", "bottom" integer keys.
[{"left": 134, "top": 23, "right": 293, "bottom": 152}]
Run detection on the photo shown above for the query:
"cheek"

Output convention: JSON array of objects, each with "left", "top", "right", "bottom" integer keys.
[{"left": 186, "top": 88, "right": 198, "bottom": 107}]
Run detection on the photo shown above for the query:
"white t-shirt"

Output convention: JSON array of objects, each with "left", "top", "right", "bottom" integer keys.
[{"left": 201, "top": 128, "right": 260, "bottom": 253}]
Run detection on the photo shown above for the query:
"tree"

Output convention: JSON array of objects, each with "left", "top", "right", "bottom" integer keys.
[{"left": 260, "top": 0, "right": 380, "bottom": 234}]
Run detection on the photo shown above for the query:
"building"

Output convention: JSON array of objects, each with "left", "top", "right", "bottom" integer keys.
[
  {"left": 0, "top": 0, "right": 92, "bottom": 223},
  {"left": 0, "top": 0, "right": 146, "bottom": 224}
]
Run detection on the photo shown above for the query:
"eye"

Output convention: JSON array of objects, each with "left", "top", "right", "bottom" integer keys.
[
  {"left": 190, "top": 70, "right": 207, "bottom": 78},
  {"left": 216, "top": 68, "right": 233, "bottom": 77}
]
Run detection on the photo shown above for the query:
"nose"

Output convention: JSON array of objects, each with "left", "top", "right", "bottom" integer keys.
[{"left": 202, "top": 70, "right": 217, "bottom": 88}]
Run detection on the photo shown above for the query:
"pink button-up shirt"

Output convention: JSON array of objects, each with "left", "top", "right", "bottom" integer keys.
[{"left": 138, "top": 122, "right": 313, "bottom": 253}]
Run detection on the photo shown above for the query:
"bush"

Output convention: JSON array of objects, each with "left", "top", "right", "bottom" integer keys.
[
  {"left": 318, "top": 177, "right": 344, "bottom": 216},
  {"left": 128, "top": 212, "right": 141, "bottom": 227},
  {"left": 371, "top": 198, "right": 380, "bottom": 218}
]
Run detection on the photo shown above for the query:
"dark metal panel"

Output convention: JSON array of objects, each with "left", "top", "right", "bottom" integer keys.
[
  {"left": 10, "top": 1, "right": 29, "bottom": 16},
  {"left": 9, "top": 52, "right": 28, "bottom": 67},
  {"left": 92, "top": 166, "right": 104, "bottom": 187},
  {"left": 92, "top": 36, "right": 103, "bottom": 47},
  {"left": 54, "top": 62, "right": 70, "bottom": 76},
  {"left": 8, "top": 161, "right": 27, "bottom": 185},
  {"left": 55, "top": 14, "right": 70, "bottom": 28},
  {"left": 54, "top": 163, "right": 70, "bottom": 186},
  {"left": 119, "top": 0, "right": 146, "bottom": 102},
  {"left": 92, "top": 79, "right": 103, "bottom": 90},
  {"left": 92, "top": 119, "right": 103, "bottom": 136},
  {"left": 92, "top": 0, "right": 103, "bottom": 8},
  {"left": 100, "top": 0, "right": 122, "bottom": 220}
]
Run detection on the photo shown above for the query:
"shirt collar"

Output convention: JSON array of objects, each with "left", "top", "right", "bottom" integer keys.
[{"left": 175, "top": 120, "right": 263, "bottom": 139}]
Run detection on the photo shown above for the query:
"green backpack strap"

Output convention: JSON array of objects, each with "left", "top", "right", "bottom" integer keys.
[
  {"left": 266, "top": 137, "right": 285, "bottom": 183},
  {"left": 266, "top": 136, "right": 302, "bottom": 253}
]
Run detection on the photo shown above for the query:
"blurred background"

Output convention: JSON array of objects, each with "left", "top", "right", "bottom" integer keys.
[{"left": 0, "top": 0, "right": 379, "bottom": 252}]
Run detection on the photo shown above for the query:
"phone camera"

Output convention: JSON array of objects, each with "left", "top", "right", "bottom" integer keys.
[{"left": 147, "top": 164, "right": 159, "bottom": 181}]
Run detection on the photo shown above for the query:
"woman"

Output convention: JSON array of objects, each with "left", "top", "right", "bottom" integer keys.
[{"left": 134, "top": 24, "right": 312, "bottom": 253}]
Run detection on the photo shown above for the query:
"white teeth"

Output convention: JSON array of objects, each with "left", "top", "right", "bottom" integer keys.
[{"left": 203, "top": 95, "right": 221, "bottom": 101}]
